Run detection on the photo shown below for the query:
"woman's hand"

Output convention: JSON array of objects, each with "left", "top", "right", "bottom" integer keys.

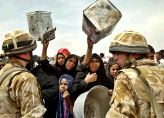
[
  {"left": 84, "top": 73, "right": 97, "bottom": 84},
  {"left": 42, "top": 28, "right": 56, "bottom": 43}
]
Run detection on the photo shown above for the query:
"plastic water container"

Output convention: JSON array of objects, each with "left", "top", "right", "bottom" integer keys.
[
  {"left": 26, "top": 11, "right": 55, "bottom": 41},
  {"left": 82, "top": 0, "right": 122, "bottom": 43}
]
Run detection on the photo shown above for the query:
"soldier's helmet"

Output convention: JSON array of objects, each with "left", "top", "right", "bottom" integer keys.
[
  {"left": 109, "top": 31, "right": 150, "bottom": 54},
  {"left": 2, "top": 29, "right": 37, "bottom": 56}
]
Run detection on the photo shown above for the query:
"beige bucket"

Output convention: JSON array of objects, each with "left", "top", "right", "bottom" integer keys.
[{"left": 73, "top": 85, "right": 111, "bottom": 118}]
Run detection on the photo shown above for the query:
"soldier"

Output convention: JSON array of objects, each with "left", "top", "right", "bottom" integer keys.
[
  {"left": 146, "top": 44, "right": 155, "bottom": 60},
  {"left": 0, "top": 29, "right": 46, "bottom": 117},
  {"left": 155, "top": 50, "right": 164, "bottom": 66},
  {"left": 106, "top": 31, "right": 164, "bottom": 118}
]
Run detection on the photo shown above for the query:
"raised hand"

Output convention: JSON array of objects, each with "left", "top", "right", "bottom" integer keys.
[{"left": 42, "top": 27, "right": 56, "bottom": 43}]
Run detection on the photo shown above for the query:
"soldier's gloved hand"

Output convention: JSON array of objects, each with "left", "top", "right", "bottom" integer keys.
[{"left": 84, "top": 73, "right": 97, "bottom": 84}]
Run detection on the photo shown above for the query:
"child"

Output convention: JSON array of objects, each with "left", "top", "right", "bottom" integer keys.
[
  {"left": 56, "top": 74, "right": 73, "bottom": 118},
  {"left": 106, "top": 57, "right": 120, "bottom": 89}
]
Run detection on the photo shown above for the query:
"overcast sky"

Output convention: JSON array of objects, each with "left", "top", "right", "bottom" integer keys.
[{"left": 0, "top": 0, "right": 164, "bottom": 57}]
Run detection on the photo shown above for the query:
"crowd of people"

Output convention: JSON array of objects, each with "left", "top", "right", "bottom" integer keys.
[{"left": 0, "top": 29, "right": 163, "bottom": 118}]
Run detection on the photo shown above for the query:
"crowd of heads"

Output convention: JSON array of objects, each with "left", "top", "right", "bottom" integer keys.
[{"left": 0, "top": 29, "right": 163, "bottom": 118}]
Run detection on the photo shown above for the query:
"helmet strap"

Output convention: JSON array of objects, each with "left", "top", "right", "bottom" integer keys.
[
  {"left": 124, "top": 54, "right": 132, "bottom": 68},
  {"left": 14, "top": 55, "right": 31, "bottom": 63}
]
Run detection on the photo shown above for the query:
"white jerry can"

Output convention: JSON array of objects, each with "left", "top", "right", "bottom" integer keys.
[
  {"left": 26, "top": 11, "right": 55, "bottom": 41},
  {"left": 83, "top": 0, "right": 122, "bottom": 43}
]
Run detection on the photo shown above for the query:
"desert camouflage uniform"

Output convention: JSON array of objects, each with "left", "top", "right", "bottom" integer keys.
[
  {"left": 106, "top": 59, "right": 164, "bottom": 118},
  {"left": 0, "top": 60, "right": 46, "bottom": 118}
]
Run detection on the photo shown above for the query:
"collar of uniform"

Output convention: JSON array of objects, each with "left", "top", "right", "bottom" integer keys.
[
  {"left": 137, "top": 59, "right": 157, "bottom": 66},
  {"left": 0, "top": 60, "right": 23, "bottom": 75},
  {"left": 9, "top": 58, "right": 24, "bottom": 67}
]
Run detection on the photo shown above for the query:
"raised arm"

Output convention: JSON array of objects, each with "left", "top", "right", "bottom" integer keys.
[
  {"left": 41, "top": 41, "right": 49, "bottom": 61},
  {"left": 82, "top": 31, "right": 94, "bottom": 65},
  {"left": 40, "top": 28, "right": 55, "bottom": 60}
]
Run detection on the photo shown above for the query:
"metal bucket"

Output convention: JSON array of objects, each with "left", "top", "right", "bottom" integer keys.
[
  {"left": 73, "top": 85, "right": 111, "bottom": 118},
  {"left": 82, "top": 0, "right": 122, "bottom": 43}
]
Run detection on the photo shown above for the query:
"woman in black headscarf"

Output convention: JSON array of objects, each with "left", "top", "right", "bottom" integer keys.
[
  {"left": 72, "top": 53, "right": 113, "bottom": 100},
  {"left": 71, "top": 30, "right": 113, "bottom": 100},
  {"left": 61, "top": 54, "right": 79, "bottom": 78}
]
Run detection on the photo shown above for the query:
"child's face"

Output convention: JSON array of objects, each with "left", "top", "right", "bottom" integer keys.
[
  {"left": 110, "top": 64, "right": 119, "bottom": 78},
  {"left": 59, "top": 78, "right": 68, "bottom": 93}
]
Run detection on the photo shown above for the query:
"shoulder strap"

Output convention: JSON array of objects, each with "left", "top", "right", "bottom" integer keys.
[
  {"left": 131, "top": 68, "right": 163, "bottom": 118},
  {"left": 0, "top": 66, "right": 27, "bottom": 85}
]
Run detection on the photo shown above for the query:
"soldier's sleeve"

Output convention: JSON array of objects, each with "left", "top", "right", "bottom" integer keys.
[
  {"left": 106, "top": 73, "right": 137, "bottom": 118},
  {"left": 9, "top": 72, "right": 46, "bottom": 118}
]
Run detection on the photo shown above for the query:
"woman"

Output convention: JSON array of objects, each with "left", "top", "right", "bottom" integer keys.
[
  {"left": 72, "top": 53, "right": 113, "bottom": 100},
  {"left": 40, "top": 40, "right": 78, "bottom": 79},
  {"left": 62, "top": 54, "right": 79, "bottom": 78},
  {"left": 72, "top": 31, "right": 113, "bottom": 100}
]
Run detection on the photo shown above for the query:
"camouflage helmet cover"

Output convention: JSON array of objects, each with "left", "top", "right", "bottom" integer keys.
[
  {"left": 109, "top": 31, "right": 150, "bottom": 54},
  {"left": 2, "top": 29, "right": 37, "bottom": 56}
]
